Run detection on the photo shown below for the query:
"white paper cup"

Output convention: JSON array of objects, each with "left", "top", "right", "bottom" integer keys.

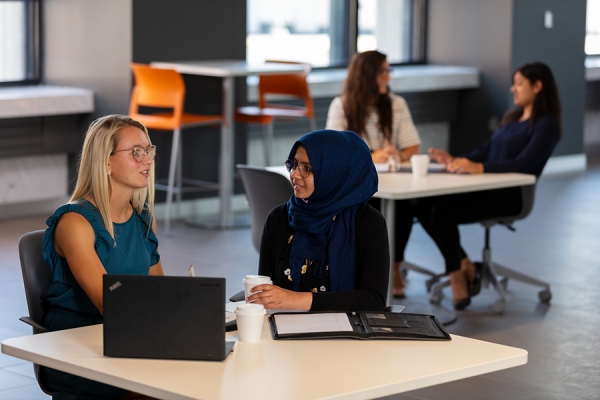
[
  {"left": 235, "top": 303, "right": 266, "bottom": 342},
  {"left": 243, "top": 275, "right": 272, "bottom": 302},
  {"left": 411, "top": 154, "right": 430, "bottom": 177}
]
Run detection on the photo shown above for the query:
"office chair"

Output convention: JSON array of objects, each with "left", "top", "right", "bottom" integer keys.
[
  {"left": 18, "top": 230, "right": 53, "bottom": 396},
  {"left": 427, "top": 185, "right": 552, "bottom": 313},
  {"left": 235, "top": 61, "right": 316, "bottom": 166},
  {"left": 129, "top": 63, "right": 224, "bottom": 235},
  {"left": 236, "top": 165, "right": 293, "bottom": 252}
]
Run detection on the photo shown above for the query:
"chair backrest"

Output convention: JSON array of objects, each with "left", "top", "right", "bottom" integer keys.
[
  {"left": 237, "top": 165, "right": 293, "bottom": 252},
  {"left": 480, "top": 184, "right": 536, "bottom": 228},
  {"left": 18, "top": 230, "right": 51, "bottom": 335},
  {"left": 258, "top": 60, "right": 315, "bottom": 118},
  {"left": 129, "top": 63, "right": 185, "bottom": 129}
]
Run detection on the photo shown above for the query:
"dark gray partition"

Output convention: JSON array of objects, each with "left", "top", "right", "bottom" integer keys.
[{"left": 132, "top": 0, "right": 248, "bottom": 201}]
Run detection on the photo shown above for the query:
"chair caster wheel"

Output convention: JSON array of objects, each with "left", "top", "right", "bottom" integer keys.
[
  {"left": 491, "top": 299, "right": 505, "bottom": 314},
  {"left": 429, "top": 291, "right": 443, "bottom": 305},
  {"left": 538, "top": 289, "right": 552, "bottom": 303},
  {"left": 500, "top": 277, "right": 509, "bottom": 290},
  {"left": 425, "top": 277, "right": 439, "bottom": 292}
]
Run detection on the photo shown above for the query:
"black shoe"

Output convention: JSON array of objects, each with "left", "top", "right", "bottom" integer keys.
[
  {"left": 453, "top": 296, "right": 471, "bottom": 310},
  {"left": 469, "top": 262, "right": 483, "bottom": 297}
]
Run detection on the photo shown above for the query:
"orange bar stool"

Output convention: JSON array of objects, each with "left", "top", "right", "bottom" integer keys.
[
  {"left": 234, "top": 61, "right": 316, "bottom": 166},
  {"left": 129, "top": 63, "right": 223, "bottom": 236}
]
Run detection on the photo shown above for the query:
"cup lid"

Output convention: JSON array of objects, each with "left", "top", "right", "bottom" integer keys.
[
  {"left": 243, "top": 275, "right": 272, "bottom": 284},
  {"left": 235, "top": 303, "right": 266, "bottom": 315}
]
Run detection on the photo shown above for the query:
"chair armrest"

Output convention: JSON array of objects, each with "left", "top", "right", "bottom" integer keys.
[
  {"left": 384, "top": 305, "right": 406, "bottom": 313},
  {"left": 19, "top": 316, "right": 48, "bottom": 333},
  {"left": 229, "top": 290, "right": 246, "bottom": 302}
]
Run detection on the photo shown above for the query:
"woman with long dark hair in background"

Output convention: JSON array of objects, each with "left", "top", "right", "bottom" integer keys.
[{"left": 326, "top": 50, "right": 421, "bottom": 298}]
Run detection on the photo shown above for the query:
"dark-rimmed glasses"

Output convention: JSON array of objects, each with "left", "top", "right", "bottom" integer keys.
[
  {"left": 112, "top": 145, "right": 156, "bottom": 163},
  {"left": 285, "top": 159, "right": 313, "bottom": 178}
]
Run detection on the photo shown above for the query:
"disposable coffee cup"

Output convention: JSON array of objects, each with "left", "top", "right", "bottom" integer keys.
[
  {"left": 234, "top": 303, "right": 266, "bottom": 342},
  {"left": 243, "top": 275, "right": 272, "bottom": 302},
  {"left": 411, "top": 154, "right": 430, "bottom": 177}
]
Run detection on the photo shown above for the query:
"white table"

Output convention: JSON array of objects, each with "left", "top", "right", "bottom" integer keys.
[
  {"left": 2, "top": 317, "right": 527, "bottom": 400},
  {"left": 150, "top": 60, "right": 306, "bottom": 228}
]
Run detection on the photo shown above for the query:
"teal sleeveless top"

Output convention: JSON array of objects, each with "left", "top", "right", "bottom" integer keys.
[{"left": 42, "top": 200, "right": 160, "bottom": 329}]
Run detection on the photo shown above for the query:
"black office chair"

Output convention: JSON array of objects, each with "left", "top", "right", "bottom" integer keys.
[
  {"left": 18, "top": 230, "right": 53, "bottom": 395},
  {"left": 427, "top": 185, "right": 552, "bottom": 313}
]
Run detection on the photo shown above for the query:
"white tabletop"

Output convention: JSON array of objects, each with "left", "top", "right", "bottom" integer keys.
[
  {"left": 1, "top": 321, "right": 526, "bottom": 400},
  {"left": 376, "top": 171, "right": 535, "bottom": 199},
  {"left": 266, "top": 166, "right": 536, "bottom": 200},
  {"left": 150, "top": 60, "right": 306, "bottom": 78}
]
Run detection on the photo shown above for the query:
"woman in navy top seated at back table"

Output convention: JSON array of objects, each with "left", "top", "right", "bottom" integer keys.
[
  {"left": 41, "top": 115, "right": 163, "bottom": 399},
  {"left": 414, "top": 61, "right": 562, "bottom": 310},
  {"left": 249, "top": 129, "right": 390, "bottom": 312}
]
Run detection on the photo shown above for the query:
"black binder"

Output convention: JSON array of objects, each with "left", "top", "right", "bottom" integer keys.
[{"left": 268, "top": 311, "right": 451, "bottom": 341}]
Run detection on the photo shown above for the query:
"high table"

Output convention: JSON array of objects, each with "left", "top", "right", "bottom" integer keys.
[
  {"left": 2, "top": 309, "right": 527, "bottom": 399},
  {"left": 266, "top": 166, "right": 536, "bottom": 304},
  {"left": 150, "top": 60, "right": 306, "bottom": 228}
]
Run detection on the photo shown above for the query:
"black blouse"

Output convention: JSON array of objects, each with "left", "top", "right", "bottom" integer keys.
[{"left": 258, "top": 202, "right": 390, "bottom": 312}]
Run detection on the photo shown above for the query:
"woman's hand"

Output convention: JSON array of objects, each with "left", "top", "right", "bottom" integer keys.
[
  {"left": 247, "top": 284, "right": 313, "bottom": 310},
  {"left": 371, "top": 141, "right": 397, "bottom": 163},
  {"left": 446, "top": 158, "right": 484, "bottom": 174},
  {"left": 428, "top": 147, "right": 453, "bottom": 165},
  {"left": 371, "top": 148, "right": 392, "bottom": 163}
]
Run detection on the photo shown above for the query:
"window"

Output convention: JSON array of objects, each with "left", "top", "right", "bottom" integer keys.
[
  {"left": 247, "top": 0, "right": 426, "bottom": 68},
  {"left": 587, "top": 0, "right": 600, "bottom": 55},
  {"left": 357, "top": 0, "right": 426, "bottom": 64},
  {"left": 0, "top": 0, "right": 40, "bottom": 85}
]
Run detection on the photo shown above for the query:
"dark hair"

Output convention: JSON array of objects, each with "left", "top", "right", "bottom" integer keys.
[
  {"left": 342, "top": 50, "right": 392, "bottom": 141},
  {"left": 499, "top": 61, "right": 562, "bottom": 139}
]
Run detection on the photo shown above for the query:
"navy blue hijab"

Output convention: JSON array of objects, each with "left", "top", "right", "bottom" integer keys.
[{"left": 287, "top": 130, "right": 378, "bottom": 292}]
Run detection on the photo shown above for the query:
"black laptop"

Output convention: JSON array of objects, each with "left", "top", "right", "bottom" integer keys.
[{"left": 103, "top": 274, "right": 234, "bottom": 361}]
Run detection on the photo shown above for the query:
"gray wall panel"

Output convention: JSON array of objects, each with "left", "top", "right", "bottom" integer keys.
[
  {"left": 132, "top": 0, "right": 247, "bottom": 201},
  {"left": 428, "top": 0, "right": 586, "bottom": 157}
]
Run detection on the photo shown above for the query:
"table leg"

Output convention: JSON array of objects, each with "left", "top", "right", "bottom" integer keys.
[
  {"left": 219, "top": 75, "right": 234, "bottom": 227},
  {"left": 381, "top": 198, "right": 395, "bottom": 306}
]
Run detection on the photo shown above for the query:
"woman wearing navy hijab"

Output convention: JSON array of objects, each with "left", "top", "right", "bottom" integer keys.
[{"left": 249, "top": 130, "right": 390, "bottom": 311}]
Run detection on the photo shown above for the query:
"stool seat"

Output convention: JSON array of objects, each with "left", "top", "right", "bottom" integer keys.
[{"left": 134, "top": 112, "right": 222, "bottom": 131}]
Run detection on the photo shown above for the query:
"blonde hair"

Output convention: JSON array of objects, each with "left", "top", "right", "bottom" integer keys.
[{"left": 70, "top": 114, "right": 155, "bottom": 239}]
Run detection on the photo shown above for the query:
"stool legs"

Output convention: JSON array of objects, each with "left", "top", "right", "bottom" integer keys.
[
  {"left": 165, "top": 128, "right": 181, "bottom": 236},
  {"left": 176, "top": 133, "right": 183, "bottom": 216},
  {"left": 261, "top": 124, "right": 274, "bottom": 166}
]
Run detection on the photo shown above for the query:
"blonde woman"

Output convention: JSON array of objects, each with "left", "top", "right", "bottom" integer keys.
[{"left": 41, "top": 115, "right": 163, "bottom": 399}]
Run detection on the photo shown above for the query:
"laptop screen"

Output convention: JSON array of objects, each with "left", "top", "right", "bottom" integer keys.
[{"left": 103, "top": 274, "right": 229, "bottom": 361}]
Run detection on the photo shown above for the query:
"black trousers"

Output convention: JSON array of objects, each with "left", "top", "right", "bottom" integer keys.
[
  {"left": 368, "top": 197, "right": 415, "bottom": 263},
  {"left": 413, "top": 187, "right": 522, "bottom": 274}
]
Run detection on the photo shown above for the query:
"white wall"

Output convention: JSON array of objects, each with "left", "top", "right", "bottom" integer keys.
[{"left": 43, "top": 0, "right": 133, "bottom": 116}]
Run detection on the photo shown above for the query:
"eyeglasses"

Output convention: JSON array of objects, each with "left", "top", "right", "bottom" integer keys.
[
  {"left": 378, "top": 68, "right": 392, "bottom": 76},
  {"left": 112, "top": 145, "right": 156, "bottom": 162},
  {"left": 285, "top": 159, "right": 313, "bottom": 178}
]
